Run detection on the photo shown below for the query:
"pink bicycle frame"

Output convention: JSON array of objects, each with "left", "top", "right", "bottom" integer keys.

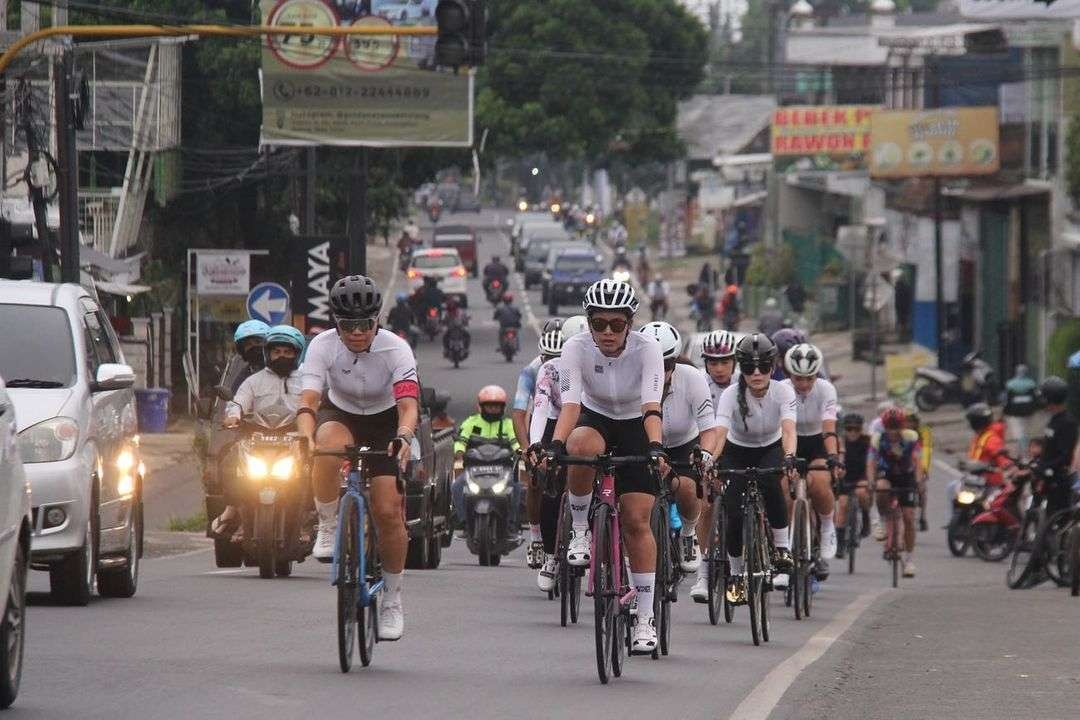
[{"left": 587, "top": 470, "right": 637, "bottom": 608}]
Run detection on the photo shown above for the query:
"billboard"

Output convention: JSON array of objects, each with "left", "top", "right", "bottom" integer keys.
[
  {"left": 869, "top": 107, "right": 1000, "bottom": 178},
  {"left": 259, "top": 0, "right": 473, "bottom": 147},
  {"left": 770, "top": 105, "right": 876, "bottom": 173},
  {"left": 195, "top": 252, "right": 250, "bottom": 295},
  {"left": 290, "top": 235, "right": 347, "bottom": 333},
  {"left": 960, "top": 0, "right": 1080, "bottom": 18}
]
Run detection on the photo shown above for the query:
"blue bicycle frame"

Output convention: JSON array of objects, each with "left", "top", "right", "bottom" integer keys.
[{"left": 331, "top": 465, "right": 385, "bottom": 605}]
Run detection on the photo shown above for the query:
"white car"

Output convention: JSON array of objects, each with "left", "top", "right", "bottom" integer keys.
[
  {"left": 373, "top": 0, "right": 435, "bottom": 21},
  {"left": 0, "top": 375, "right": 30, "bottom": 709},
  {"left": 0, "top": 281, "right": 143, "bottom": 606},
  {"left": 407, "top": 248, "right": 468, "bottom": 304}
]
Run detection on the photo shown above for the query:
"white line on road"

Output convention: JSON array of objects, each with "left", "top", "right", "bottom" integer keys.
[
  {"left": 729, "top": 589, "right": 885, "bottom": 720},
  {"left": 203, "top": 568, "right": 246, "bottom": 575}
]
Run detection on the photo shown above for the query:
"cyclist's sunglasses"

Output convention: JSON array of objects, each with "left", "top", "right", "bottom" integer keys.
[
  {"left": 588, "top": 317, "right": 629, "bottom": 333},
  {"left": 336, "top": 317, "right": 377, "bottom": 334},
  {"left": 739, "top": 359, "right": 773, "bottom": 376}
]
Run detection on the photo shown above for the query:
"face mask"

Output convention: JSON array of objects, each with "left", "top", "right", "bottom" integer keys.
[
  {"left": 268, "top": 357, "right": 295, "bottom": 378},
  {"left": 481, "top": 410, "right": 503, "bottom": 423},
  {"left": 243, "top": 346, "right": 265, "bottom": 368}
]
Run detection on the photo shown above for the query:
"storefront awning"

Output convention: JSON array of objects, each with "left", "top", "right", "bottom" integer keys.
[
  {"left": 94, "top": 280, "right": 152, "bottom": 297},
  {"left": 942, "top": 182, "right": 1051, "bottom": 202}
]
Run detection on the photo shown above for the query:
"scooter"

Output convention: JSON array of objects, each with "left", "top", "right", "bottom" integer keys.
[
  {"left": 444, "top": 322, "right": 469, "bottom": 368},
  {"left": 484, "top": 277, "right": 506, "bottom": 306},
  {"left": 499, "top": 326, "right": 519, "bottom": 362},
  {"left": 461, "top": 442, "right": 522, "bottom": 566},
  {"left": 420, "top": 306, "right": 442, "bottom": 341},
  {"left": 947, "top": 461, "right": 993, "bottom": 557},
  {"left": 970, "top": 461, "right": 1035, "bottom": 562},
  {"left": 913, "top": 351, "right": 996, "bottom": 412}
]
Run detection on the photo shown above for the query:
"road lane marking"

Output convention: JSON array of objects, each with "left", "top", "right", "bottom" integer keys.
[
  {"left": 203, "top": 568, "right": 246, "bottom": 575},
  {"left": 729, "top": 589, "right": 885, "bottom": 720}
]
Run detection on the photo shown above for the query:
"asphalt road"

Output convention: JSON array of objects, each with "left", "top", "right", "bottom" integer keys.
[{"left": 14, "top": 210, "right": 1080, "bottom": 719}]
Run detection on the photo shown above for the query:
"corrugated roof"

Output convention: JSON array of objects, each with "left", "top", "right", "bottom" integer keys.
[{"left": 676, "top": 94, "right": 777, "bottom": 161}]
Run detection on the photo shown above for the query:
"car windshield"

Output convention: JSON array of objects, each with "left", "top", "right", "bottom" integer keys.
[
  {"left": 555, "top": 256, "right": 601, "bottom": 273},
  {"left": 527, "top": 241, "right": 551, "bottom": 259},
  {"left": 413, "top": 253, "right": 460, "bottom": 270},
  {"left": 0, "top": 304, "right": 77, "bottom": 387}
]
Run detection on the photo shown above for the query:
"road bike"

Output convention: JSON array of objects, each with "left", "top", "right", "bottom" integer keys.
[
  {"left": 315, "top": 446, "right": 397, "bottom": 673},
  {"left": 716, "top": 465, "right": 784, "bottom": 647},
  {"left": 702, "top": 465, "right": 732, "bottom": 625},
  {"left": 538, "top": 460, "right": 583, "bottom": 627},
  {"left": 786, "top": 458, "right": 816, "bottom": 620},
  {"left": 835, "top": 474, "right": 864, "bottom": 575},
  {"left": 878, "top": 481, "right": 916, "bottom": 588},
  {"left": 651, "top": 459, "right": 704, "bottom": 658},
  {"left": 555, "top": 454, "right": 655, "bottom": 684},
  {"left": 1007, "top": 497, "right": 1078, "bottom": 590}
]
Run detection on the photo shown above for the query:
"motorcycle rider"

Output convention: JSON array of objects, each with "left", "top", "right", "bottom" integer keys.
[
  {"left": 451, "top": 386, "right": 521, "bottom": 531},
  {"left": 646, "top": 274, "right": 670, "bottom": 321},
  {"left": 211, "top": 325, "right": 306, "bottom": 541},
  {"left": 387, "top": 293, "right": 416, "bottom": 343},
  {"left": 483, "top": 255, "right": 510, "bottom": 291},
  {"left": 959, "top": 403, "right": 1012, "bottom": 497},
  {"left": 1034, "top": 376, "right": 1078, "bottom": 517},
  {"left": 413, "top": 276, "right": 446, "bottom": 320},
  {"left": 494, "top": 292, "right": 523, "bottom": 346},
  {"left": 297, "top": 274, "right": 419, "bottom": 641},
  {"left": 442, "top": 296, "right": 471, "bottom": 358},
  {"left": 228, "top": 320, "right": 271, "bottom": 393}
]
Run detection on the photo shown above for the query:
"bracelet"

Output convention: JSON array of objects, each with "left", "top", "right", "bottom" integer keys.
[
  {"left": 643, "top": 409, "right": 663, "bottom": 422},
  {"left": 296, "top": 407, "right": 317, "bottom": 420}
]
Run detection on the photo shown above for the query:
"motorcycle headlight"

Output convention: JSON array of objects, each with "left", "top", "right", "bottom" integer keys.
[
  {"left": 115, "top": 448, "right": 136, "bottom": 472},
  {"left": 491, "top": 479, "right": 510, "bottom": 494},
  {"left": 17, "top": 417, "right": 79, "bottom": 463},
  {"left": 270, "top": 455, "right": 295, "bottom": 480},
  {"left": 466, "top": 480, "right": 480, "bottom": 494},
  {"left": 957, "top": 489, "right": 977, "bottom": 505},
  {"left": 246, "top": 455, "right": 269, "bottom": 480}
]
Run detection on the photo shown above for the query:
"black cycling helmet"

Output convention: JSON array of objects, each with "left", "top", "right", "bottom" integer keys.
[
  {"left": 1040, "top": 375, "right": 1069, "bottom": 405},
  {"left": 842, "top": 412, "right": 865, "bottom": 429},
  {"left": 735, "top": 332, "right": 778, "bottom": 365},
  {"left": 965, "top": 402, "right": 993, "bottom": 431},
  {"left": 329, "top": 274, "right": 383, "bottom": 319},
  {"left": 771, "top": 327, "right": 808, "bottom": 361}
]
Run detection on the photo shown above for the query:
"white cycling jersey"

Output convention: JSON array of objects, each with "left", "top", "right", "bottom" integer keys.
[
  {"left": 559, "top": 331, "right": 664, "bottom": 420},
  {"left": 226, "top": 368, "right": 302, "bottom": 428},
  {"left": 781, "top": 377, "right": 838, "bottom": 436},
  {"left": 529, "top": 357, "right": 565, "bottom": 445},
  {"left": 716, "top": 380, "right": 798, "bottom": 448},
  {"left": 299, "top": 328, "right": 418, "bottom": 415},
  {"left": 706, "top": 374, "right": 733, "bottom": 420},
  {"left": 662, "top": 364, "right": 718, "bottom": 448}
]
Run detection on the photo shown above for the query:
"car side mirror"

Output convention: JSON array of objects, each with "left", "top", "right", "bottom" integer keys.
[
  {"left": 214, "top": 385, "right": 234, "bottom": 402},
  {"left": 91, "top": 363, "right": 136, "bottom": 392}
]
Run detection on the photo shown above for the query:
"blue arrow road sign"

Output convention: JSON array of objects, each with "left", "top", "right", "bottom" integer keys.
[{"left": 247, "top": 282, "right": 290, "bottom": 325}]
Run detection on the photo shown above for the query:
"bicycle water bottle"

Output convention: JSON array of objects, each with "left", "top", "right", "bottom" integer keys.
[{"left": 669, "top": 502, "right": 682, "bottom": 531}]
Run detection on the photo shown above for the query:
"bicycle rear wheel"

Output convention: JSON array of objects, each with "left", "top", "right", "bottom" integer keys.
[
  {"left": 650, "top": 500, "right": 671, "bottom": 660},
  {"left": 1007, "top": 510, "right": 1042, "bottom": 590},
  {"left": 570, "top": 569, "right": 582, "bottom": 623},
  {"left": 1068, "top": 525, "right": 1080, "bottom": 597},
  {"left": 358, "top": 513, "right": 380, "bottom": 668},
  {"left": 1042, "top": 512, "right": 1073, "bottom": 588},
  {"left": 592, "top": 505, "right": 614, "bottom": 684},
  {"left": 792, "top": 499, "right": 807, "bottom": 620},
  {"left": 707, "top": 497, "right": 726, "bottom": 625},
  {"left": 558, "top": 496, "right": 572, "bottom": 627},
  {"left": 336, "top": 494, "right": 360, "bottom": 673},
  {"left": 744, "top": 503, "right": 761, "bottom": 647}
]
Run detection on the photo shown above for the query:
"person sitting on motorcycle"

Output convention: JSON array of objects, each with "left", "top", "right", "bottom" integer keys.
[
  {"left": 413, "top": 276, "right": 446, "bottom": 318},
  {"left": 451, "top": 386, "right": 521, "bottom": 533},
  {"left": 227, "top": 320, "right": 271, "bottom": 393},
  {"left": 964, "top": 403, "right": 1012, "bottom": 488},
  {"left": 387, "top": 293, "right": 415, "bottom": 337},
  {"left": 212, "top": 325, "right": 306, "bottom": 542},
  {"left": 483, "top": 255, "right": 510, "bottom": 288},
  {"left": 442, "top": 296, "right": 471, "bottom": 356},
  {"left": 494, "top": 292, "right": 522, "bottom": 330}
]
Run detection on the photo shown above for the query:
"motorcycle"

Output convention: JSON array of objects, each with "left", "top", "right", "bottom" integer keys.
[
  {"left": 461, "top": 442, "right": 522, "bottom": 566},
  {"left": 970, "top": 461, "right": 1040, "bottom": 562},
  {"left": 419, "top": 306, "right": 442, "bottom": 341},
  {"left": 428, "top": 202, "right": 442, "bottom": 224},
  {"left": 232, "top": 415, "right": 315, "bottom": 578},
  {"left": 444, "top": 322, "right": 469, "bottom": 368},
  {"left": 399, "top": 244, "right": 414, "bottom": 273},
  {"left": 484, "top": 277, "right": 506, "bottom": 306},
  {"left": 392, "top": 325, "right": 418, "bottom": 349},
  {"left": 947, "top": 460, "right": 995, "bottom": 558},
  {"left": 499, "top": 326, "right": 519, "bottom": 362},
  {"left": 913, "top": 351, "right": 996, "bottom": 412}
]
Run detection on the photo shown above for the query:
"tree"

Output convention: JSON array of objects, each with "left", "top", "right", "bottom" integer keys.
[{"left": 1066, "top": 111, "right": 1080, "bottom": 206}]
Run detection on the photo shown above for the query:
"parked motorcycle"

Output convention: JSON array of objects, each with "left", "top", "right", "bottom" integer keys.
[
  {"left": 484, "top": 277, "right": 506, "bottom": 306},
  {"left": 461, "top": 442, "right": 521, "bottom": 566},
  {"left": 914, "top": 351, "right": 996, "bottom": 412},
  {"left": 444, "top": 322, "right": 469, "bottom": 368},
  {"left": 499, "top": 326, "right": 519, "bottom": 362}
]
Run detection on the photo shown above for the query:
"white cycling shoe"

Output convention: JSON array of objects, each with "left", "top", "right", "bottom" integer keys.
[
  {"left": 680, "top": 535, "right": 701, "bottom": 572},
  {"left": 378, "top": 595, "right": 404, "bottom": 641},
  {"left": 567, "top": 529, "right": 591, "bottom": 567},
  {"left": 631, "top": 616, "right": 657, "bottom": 655},
  {"left": 538, "top": 558, "right": 557, "bottom": 592},
  {"left": 820, "top": 527, "right": 838, "bottom": 560},
  {"left": 313, "top": 518, "right": 337, "bottom": 562},
  {"left": 773, "top": 573, "right": 790, "bottom": 589},
  {"left": 689, "top": 574, "right": 709, "bottom": 603}
]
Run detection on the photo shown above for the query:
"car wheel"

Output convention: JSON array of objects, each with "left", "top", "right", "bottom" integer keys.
[
  {"left": 98, "top": 494, "right": 141, "bottom": 598},
  {"left": 50, "top": 482, "right": 99, "bottom": 606},
  {"left": 0, "top": 539, "right": 28, "bottom": 709}
]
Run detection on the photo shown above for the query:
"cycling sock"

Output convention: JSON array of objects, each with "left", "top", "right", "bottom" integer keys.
[
  {"left": 383, "top": 571, "right": 403, "bottom": 599},
  {"left": 772, "top": 527, "right": 790, "bottom": 550},
  {"left": 696, "top": 563, "right": 707, "bottom": 582},
  {"left": 569, "top": 492, "right": 592, "bottom": 530},
  {"left": 530, "top": 524, "right": 542, "bottom": 543},
  {"left": 728, "top": 555, "right": 745, "bottom": 575},
  {"left": 679, "top": 515, "right": 698, "bottom": 537},
  {"left": 903, "top": 552, "right": 913, "bottom": 563},
  {"left": 819, "top": 514, "right": 835, "bottom": 534},
  {"left": 315, "top": 498, "right": 339, "bottom": 523},
  {"left": 632, "top": 572, "right": 655, "bottom": 622},
  {"left": 869, "top": 504, "right": 880, "bottom": 525}
]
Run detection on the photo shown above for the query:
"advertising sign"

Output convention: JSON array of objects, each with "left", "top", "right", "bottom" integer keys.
[
  {"left": 960, "top": 0, "right": 1080, "bottom": 18},
  {"left": 195, "top": 252, "right": 251, "bottom": 295},
  {"left": 771, "top": 105, "right": 876, "bottom": 173},
  {"left": 869, "top": 107, "right": 1000, "bottom": 178},
  {"left": 259, "top": 0, "right": 474, "bottom": 147},
  {"left": 291, "top": 235, "right": 346, "bottom": 332}
]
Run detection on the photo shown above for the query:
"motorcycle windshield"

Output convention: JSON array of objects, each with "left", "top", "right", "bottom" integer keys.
[{"left": 465, "top": 444, "right": 513, "bottom": 464}]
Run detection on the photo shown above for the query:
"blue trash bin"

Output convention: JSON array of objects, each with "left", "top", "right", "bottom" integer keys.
[{"left": 134, "top": 388, "right": 171, "bottom": 433}]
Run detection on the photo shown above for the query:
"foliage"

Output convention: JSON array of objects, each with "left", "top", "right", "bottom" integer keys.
[
  {"left": 746, "top": 241, "right": 795, "bottom": 287},
  {"left": 1066, "top": 112, "right": 1080, "bottom": 206},
  {"left": 167, "top": 510, "right": 208, "bottom": 532}
]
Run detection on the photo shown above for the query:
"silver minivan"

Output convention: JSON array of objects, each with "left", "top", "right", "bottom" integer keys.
[
  {"left": 0, "top": 281, "right": 143, "bottom": 605},
  {"left": 0, "top": 374, "right": 31, "bottom": 707}
]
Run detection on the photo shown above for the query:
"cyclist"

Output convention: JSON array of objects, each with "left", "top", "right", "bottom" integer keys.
[
  {"left": 547, "top": 279, "right": 666, "bottom": 654},
  {"left": 868, "top": 407, "right": 924, "bottom": 577},
  {"left": 228, "top": 319, "right": 271, "bottom": 393},
  {"left": 835, "top": 412, "right": 871, "bottom": 558},
  {"left": 779, "top": 343, "right": 840, "bottom": 583},
  {"left": 1034, "top": 376, "right": 1078, "bottom": 517},
  {"left": 690, "top": 329, "right": 738, "bottom": 602},
  {"left": 528, "top": 316, "right": 589, "bottom": 592},
  {"left": 451, "top": 386, "right": 520, "bottom": 531},
  {"left": 512, "top": 344, "right": 547, "bottom": 570},
  {"left": 297, "top": 275, "right": 419, "bottom": 641},
  {"left": 713, "top": 333, "right": 797, "bottom": 606},
  {"left": 212, "top": 325, "right": 305, "bottom": 541},
  {"left": 639, "top": 321, "right": 720, "bottom": 574},
  {"left": 905, "top": 407, "right": 933, "bottom": 531}
]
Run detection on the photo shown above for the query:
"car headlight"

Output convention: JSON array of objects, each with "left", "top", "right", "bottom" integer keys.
[
  {"left": 271, "top": 456, "right": 295, "bottom": 480},
  {"left": 246, "top": 455, "right": 269, "bottom": 479},
  {"left": 17, "top": 417, "right": 79, "bottom": 463},
  {"left": 957, "top": 489, "right": 977, "bottom": 505},
  {"left": 466, "top": 480, "right": 480, "bottom": 494},
  {"left": 491, "top": 479, "right": 509, "bottom": 494}
]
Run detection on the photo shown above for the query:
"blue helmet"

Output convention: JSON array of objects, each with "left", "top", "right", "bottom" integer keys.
[
  {"left": 234, "top": 320, "right": 270, "bottom": 345},
  {"left": 396, "top": 292, "right": 409, "bottom": 304},
  {"left": 264, "top": 325, "right": 306, "bottom": 353}
]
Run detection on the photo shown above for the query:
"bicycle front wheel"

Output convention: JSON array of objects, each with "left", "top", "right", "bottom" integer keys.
[
  {"left": 558, "top": 496, "right": 572, "bottom": 627},
  {"left": 358, "top": 513, "right": 380, "bottom": 668},
  {"left": 1042, "top": 511, "right": 1073, "bottom": 588},
  {"left": 847, "top": 501, "right": 860, "bottom": 575},
  {"left": 592, "top": 504, "right": 614, "bottom": 684},
  {"left": 336, "top": 494, "right": 360, "bottom": 673},
  {"left": 1007, "top": 510, "right": 1041, "bottom": 590},
  {"left": 1068, "top": 525, "right": 1080, "bottom": 597},
  {"left": 650, "top": 500, "right": 671, "bottom": 660},
  {"left": 744, "top": 503, "right": 761, "bottom": 647},
  {"left": 707, "top": 497, "right": 726, "bottom": 625},
  {"left": 792, "top": 500, "right": 807, "bottom": 621}
]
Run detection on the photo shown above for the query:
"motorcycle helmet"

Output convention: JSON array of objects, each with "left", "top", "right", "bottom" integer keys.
[
  {"left": 784, "top": 343, "right": 823, "bottom": 378},
  {"left": 638, "top": 321, "right": 682, "bottom": 360},
  {"left": 583, "top": 279, "right": 638, "bottom": 314},
  {"left": 702, "top": 329, "right": 737, "bottom": 360},
  {"left": 965, "top": 402, "right": 993, "bottom": 432},
  {"left": 561, "top": 315, "right": 589, "bottom": 338},
  {"left": 477, "top": 385, "right": 508, "bottom": 422},
  {"left": 234, "top": 320, "right": 270, "bottom": 366},
  {"left": 264, "top": 325, "right": 306, "bottom": 377},
  {"left": 329, "top": 275, "right": 383, "bottom": 319},
  {"left": 1040, "top": 375, "right": 1069, "bottom": 405}
]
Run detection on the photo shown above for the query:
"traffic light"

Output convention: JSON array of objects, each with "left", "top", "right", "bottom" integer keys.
[{"left": 435, "top": 0, "right": 485, "bottom": 68}]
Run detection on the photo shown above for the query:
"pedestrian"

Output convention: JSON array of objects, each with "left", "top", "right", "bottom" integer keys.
[
  {"left": 785, "top": 279, "right": 806, "bottom": 315},
  {"left": 647, "top": 274, "right": 671, "bottom": 321},
  {"left": 718, "top": 280, "right": 740, "bottom": 330},
  {"left": 893, "top": 270, "right": 913, "bottom": 338},
  {"left": 1003, "top": 364, "right": 1038, "bottom": 453},
  {"left": 699, "top": 262, "right": 714, "bottom": 293}
]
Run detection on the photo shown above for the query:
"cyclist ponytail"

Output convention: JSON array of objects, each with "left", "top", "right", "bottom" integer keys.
[{"left": 737, "top": 372, "right": 750, "bottom": 432}]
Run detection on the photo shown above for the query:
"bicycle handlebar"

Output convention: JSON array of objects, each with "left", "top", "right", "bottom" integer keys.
[
  {"left": 313, "top": 446, "right": 394, "bottom": 459},
  {"left": 715, "top": 466, "right": 787, "bottom": 478},
  {"left": 555, "top": 454, "right": 654, "bottom": 469}
]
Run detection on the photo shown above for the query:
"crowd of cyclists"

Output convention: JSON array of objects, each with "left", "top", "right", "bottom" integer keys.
[{"left": 211, "top": 256, "right": 1080, "bottom": 660}]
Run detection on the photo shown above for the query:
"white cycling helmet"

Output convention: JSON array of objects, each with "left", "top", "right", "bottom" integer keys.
[
  {"left": 561, "top": 314, "right": 589, "bottom": 338},
  {"left": 784, "top": 342, "right": 823, "bottom": 377},
  {"left": 583, "top": 279, "right": 639, "bottom": 313},
  {"left": 538, "top": 327, "right": 565, "bottom": 357},
  {"left": 702, "top": 329, "right": 737, "bottom": 359},
  {"left": 638, "top": 321, "right": 682, "bottom": 360}
]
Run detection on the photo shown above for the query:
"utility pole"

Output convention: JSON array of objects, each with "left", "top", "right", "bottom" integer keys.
[
  {"left": 18, "top": 79, "right": 57, "bottom": 281},
  {"left": 928, "top": 56, "right": 946, "bottom": 370},
  {"left": 300, "top": 146, "right": 316, "bottom": 235},
  {"left": 55, "top": 47, "right": 80, "bottom": 282},
  {"left": 345, "top": 148, "right": 368, "bottom": 274}
]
